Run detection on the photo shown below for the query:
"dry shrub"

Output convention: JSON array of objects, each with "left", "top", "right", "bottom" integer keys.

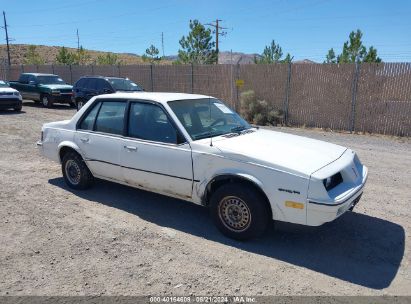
[{"left": 240, "top": 90, "right": 284, "bottom": 126}]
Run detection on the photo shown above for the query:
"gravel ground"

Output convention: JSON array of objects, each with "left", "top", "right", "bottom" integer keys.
[{"left": 0, "top": 101, "right": 410, "bottom": 296}]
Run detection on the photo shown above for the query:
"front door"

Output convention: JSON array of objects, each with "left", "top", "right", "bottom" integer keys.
[
  {"left": 121, "top": 101, "right": 193, "bottom": 198},
  {"left": 75, "top": 99, "right": 127, "bottom": 181}
]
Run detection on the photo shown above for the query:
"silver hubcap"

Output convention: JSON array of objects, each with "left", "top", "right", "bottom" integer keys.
[
  {"left": 65, "top": 160, "right": 81, "bottom": 185},
  {"left": 218, "top": 196, "right": 251, "bottom": 232},
  {"left": 42, "top": 96, "right": 48, "bottom": 106}
]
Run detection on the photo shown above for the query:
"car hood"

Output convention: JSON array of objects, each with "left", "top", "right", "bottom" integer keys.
[
  {"left": 0, "top": 87, "right": 18, "bottom": 93},
  {"left": 39, "top": 84, "right": 73, "bottom": 90},
  {"left": 212, "top": 129, "right": 347, "bottom": 177}
]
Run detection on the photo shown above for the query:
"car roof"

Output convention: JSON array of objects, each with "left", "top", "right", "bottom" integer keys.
[
  {"left": 96, "top": 92, "right": 214, "bottom": 104},
  {"left": 21, "top": 73, "right": 59, "bottom": 77},
  {"left": 79, "top": 75, "right": 122, "bottom": 79}
]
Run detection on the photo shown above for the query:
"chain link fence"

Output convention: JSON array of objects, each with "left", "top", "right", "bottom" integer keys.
[{"left": 1, "top": 62, "right": 410, "bottom": 136}]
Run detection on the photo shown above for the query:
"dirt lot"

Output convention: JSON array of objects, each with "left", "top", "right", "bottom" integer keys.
[{"left": 0, "top": 101, "right": 410, "bottom": 296}]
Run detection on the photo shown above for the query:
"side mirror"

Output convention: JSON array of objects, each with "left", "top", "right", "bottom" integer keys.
[
  {"left": 103, "top": 88, "right": 113, "bottom": 94},
  {"left": 28, "top": 80, "right": 36, "bottom": 86}
]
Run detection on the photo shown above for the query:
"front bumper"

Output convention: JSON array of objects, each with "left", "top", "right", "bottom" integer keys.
[
  {"left": 0, "top": 98, "right": 22, "bottom": 109},
  {"left": 306, "top": 153, "right": 368, "bottom": 226},
  {"left": 50, "top": 93, "right": 73, "bottom": 104}
]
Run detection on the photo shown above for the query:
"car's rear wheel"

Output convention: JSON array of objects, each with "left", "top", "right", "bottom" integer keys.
[
  {"left": 69, "top": 101, "right": 76, "bottom": 108},
  {"left": 62, "top": 151, "right": 94, "bottom": 190},
  {"left": 41, "top": 94, "right": 52, "bottom": 108},
  {"left": 14, "top": 104, "right": 22, "bottom": 112},
  {"left": 210, "top": 183, "right": 270, "bottom": 240}
]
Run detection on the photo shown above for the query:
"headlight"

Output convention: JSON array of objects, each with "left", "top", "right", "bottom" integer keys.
[
  {"left": 13, "top": 91, "right": 20, "bottom": 96},
  {"left": 323, "top": 173, "right": 343, "bottom": 191}
]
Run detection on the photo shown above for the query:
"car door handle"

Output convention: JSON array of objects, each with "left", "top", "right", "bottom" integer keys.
[
  {"left": 80, "top": 137, "right": 89, "bottom": 143},
  {"left": 124, "top": 145, "right": 137, "bottom": 151}
]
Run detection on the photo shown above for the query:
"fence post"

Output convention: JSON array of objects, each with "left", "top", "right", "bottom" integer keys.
[
  {"left": 117, "top": 64, "right": 121, "bottom": 77},
  {"left": 51, "top": 64, "right": 55, "bottom": 74},
  {"left": 350, "top": 62, "right": 360, "bottom": 133},
  {"left": 283, "top": 62, "right": 292, "bottom": 126},
  {"left": 69, "top": 65, "right": 73, "bottom": 84},
  {"left": 91, "top": 64, "right": 94, "bottom": 75},
  {"left": 21, "top": 64, "right": 24, "bottom": 73},
  {"left": 190, "top": 63, "right": 194, "bottom": 93},
  {"left": 235, "top": 63, "right": 240, "bottom": 111},
  {"left": 150, "top": 64, "right": 154, "bottom": 92}
]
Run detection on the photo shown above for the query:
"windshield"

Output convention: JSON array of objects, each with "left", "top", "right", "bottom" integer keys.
[
  {"left": 36, "top": 76, "right": 65, "bottom": 85},
  {"left": 0, "top": 81, "right": 9, "bottom": 88},
  {"left": 168, "top": 98, "right": 251, "bottom": 140},
  {"left": 108, "top": 78, "right": 143, "bottom": 91}
]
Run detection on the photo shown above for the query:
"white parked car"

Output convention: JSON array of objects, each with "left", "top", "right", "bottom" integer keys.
[
  {"left": 37, "top": 92, "right": 368, "bottom": 240},
  {"left": 0, "top": 80, "right": 23, "bottom": 111}
]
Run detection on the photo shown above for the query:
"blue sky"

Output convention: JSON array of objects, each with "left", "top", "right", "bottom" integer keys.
[{"left": 2, "top": 0, "right": 411, "bottom": 62}]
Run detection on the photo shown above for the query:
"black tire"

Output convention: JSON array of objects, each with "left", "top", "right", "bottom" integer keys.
[
  {"left": 210, "top": 183, "right": 270, "bottom": 241},
  {"left": 69, "top": 101, "right": 76, "bottom": 108},
  {"left": 76, "top": 98, "right": 85, "bottom": 111},
  {"left": 41, "top": 94, "right": 52, "bottom": 108},
  {"left": 14, "top": 104, "right": 22, "bottom": 112},
  {"left": 62, "top": 151, "right": 94, "bottom": 190}
]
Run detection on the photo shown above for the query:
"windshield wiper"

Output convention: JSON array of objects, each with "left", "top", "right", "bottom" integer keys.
[{"left": 231, "top": 126, "right": 247, "bottom": 133}]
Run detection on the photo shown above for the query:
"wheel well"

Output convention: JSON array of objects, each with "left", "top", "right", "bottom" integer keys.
[
  {"left": 59, "top": 146, "right": 80, "bottom": 163},
  {"left": 203, "top": 175, "right": 273, "bottom": 218}
]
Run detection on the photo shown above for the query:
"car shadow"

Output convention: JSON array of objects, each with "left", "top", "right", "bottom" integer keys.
[
  {"left": 0, "top": 109, "right": 26, "bottom": 115},
  {"left": 22, "top": 100, "right": 74, "bottom": 110},
  {"left": 49, "top": 177, "right": 405, "bottom": 290}
]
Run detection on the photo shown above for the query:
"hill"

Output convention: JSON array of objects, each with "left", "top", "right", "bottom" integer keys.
[{"left": 0, "top": 44, "right": 172, "bottom": 65}]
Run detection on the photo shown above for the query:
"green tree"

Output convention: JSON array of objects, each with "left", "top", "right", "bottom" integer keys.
[
  {"left": 96, "top": 52, "right": 119, "bottom": 65},
  {"left": 55, "top": 47, "right": 75, "bottom": 65},
  {"left": 254, "top": 40, "right": 289, "bottom": 64},
  {"left": 24, "top": 45, "right": 44, "bottom": 65},
  {"left": 282, "top": 53, "right": 293, "bottom": 63},
  {"left": 178, "top": 19, "right": 217, "bottom": 64},
  {"left": 325, "top": 48, "right": 337, "bottom": 63},
  {"left": 326, "top": 29, "right": 382, "bottom": 63},
  {"left": 142, "top": 44, "right": 160, "bottom": 63},
  {"left": 364, "top": 46, "right": 382, "bottom": 63},
  {"left": 74, "top": 46, "right": 91, "bottom": 65}
]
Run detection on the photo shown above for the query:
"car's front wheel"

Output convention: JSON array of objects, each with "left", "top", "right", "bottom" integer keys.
[
  {"left": 41, "top": 94, "right": 52, "bottom": 108},
  {"left": 62, "top": 151, "right": 94, "bottom": 190},
  {"left": 210, "top": 183, "right": 270, "bottom": 241}
]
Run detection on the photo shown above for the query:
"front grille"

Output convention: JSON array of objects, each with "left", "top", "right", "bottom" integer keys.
[{"left": 0, "top": 92, "right": 14, "bottom": 95}]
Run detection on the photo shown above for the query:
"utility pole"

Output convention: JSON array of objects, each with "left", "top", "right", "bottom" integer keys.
[
  {"left": 206, "top": 19, "right": 227, "bottom": 63},
  {"left": 76, "top": 28, "right": 80, "bottom": 51},
  {"left": 2, "top": 11, "right": 11, "bottom": 66},
  {"left": 161, "top": 32, "right": 165, "bottom": 57}
]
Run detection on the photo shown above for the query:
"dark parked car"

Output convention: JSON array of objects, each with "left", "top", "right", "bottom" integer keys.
[{"left": 72, "top": 76, "right": 143, "bottom": 109}]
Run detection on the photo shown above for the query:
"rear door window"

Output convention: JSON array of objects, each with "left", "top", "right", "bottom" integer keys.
[
  {"left": 78, "top": 101, "right": 101, "bottom": 130},
  {"left": 94, "top": 101, "right": 127, "bottom": 135}
]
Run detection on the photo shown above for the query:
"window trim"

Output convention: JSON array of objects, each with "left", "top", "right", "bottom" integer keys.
[
  {"left": 76, "top": 98, "right": 189, "bottom": 146},
  {"left": 124, "top": 100, "right": 188, "bottom": 146}
]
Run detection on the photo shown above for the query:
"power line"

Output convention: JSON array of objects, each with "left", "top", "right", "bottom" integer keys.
[{"left": 2, "top": 11, "right": 11, "bottom": 65}]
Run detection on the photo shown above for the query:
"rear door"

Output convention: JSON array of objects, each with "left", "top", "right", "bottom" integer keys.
[
  {"left": 120, "top": 101, "right": 193, "bottom": 198},
  {"left": 75, "top": 99, "right": 126, "bottom": 181}
]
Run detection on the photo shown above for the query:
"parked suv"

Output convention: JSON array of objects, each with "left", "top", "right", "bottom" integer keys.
[{"left": 73, "top": 76, "right": 143, "bottom": 109}]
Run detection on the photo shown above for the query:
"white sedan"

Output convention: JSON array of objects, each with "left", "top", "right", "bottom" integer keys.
[
  {"left": 37, "top": 92, "right": 368, "bottom": 240},
  {"left": 0, "top": 80, "right": 22, "bottom": 111}
]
